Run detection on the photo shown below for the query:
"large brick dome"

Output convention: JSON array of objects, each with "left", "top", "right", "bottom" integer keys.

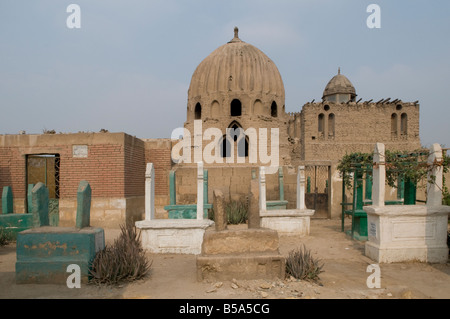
[{"left": 187, "top": 27, "right": 285, "bottom": 120}]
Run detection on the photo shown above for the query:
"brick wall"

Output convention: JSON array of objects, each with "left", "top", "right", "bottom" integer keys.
[
  {"left": 124, "top": 135, "right": 145, "bottom": 198},
  {"left": 0, "top": 133, "right": 145, "bottom": 214},
  {"left": 143, "top": 139, "right": 172, "bottom": 197}
]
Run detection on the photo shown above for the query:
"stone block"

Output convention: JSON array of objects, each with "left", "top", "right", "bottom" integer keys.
[
  {"left": 197, "top": 253, "right": 285, "bottom": 281},
  {"left": 260, "top": 209, "right": 315, "bottom": 236},
  {"left": 92, "top": 199, "right": 110, "bottom": 209},
  {"left": 135, "top": 219, "right": 214, "bottom": 254},
  {"left": 364, "top": 205, "right": 450, "bottom": 263},
  {"left": 110, "top": 198, "right": 126, "bottom": 209},
  {"left": 15, "top": 226, "right": 105, "bottom": 284},
  {"left": 201, "top": 228, "right": 279, "bottom": 255}
]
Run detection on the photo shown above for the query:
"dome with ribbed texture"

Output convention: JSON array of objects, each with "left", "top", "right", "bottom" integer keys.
[
  {"left": 188, "top": 27, "right": 285, "bottom": 107},
  {"left": 322, "top": 68, "right": 356, "bottom": 100}
]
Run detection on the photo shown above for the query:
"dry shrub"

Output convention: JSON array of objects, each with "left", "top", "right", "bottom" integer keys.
[
  {"left": 0, "top": 227, "right": 13, "bottom": 246},
  {"left": 286, "top": 245, "right": 324, "bottom": 282},
  {"left": 89, "top": 224, "right": 152, "bottom": 285}
]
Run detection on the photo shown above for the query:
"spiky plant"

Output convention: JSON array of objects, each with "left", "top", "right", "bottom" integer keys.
[
  {"left": 225, "top": 200, "right": 248, "bottom": 225},
  {"left": 89, "top": 224, "right": 152, "bottom": 285},
  {"left": 286, "top": 245, "right": 324, "bottom": 282}
]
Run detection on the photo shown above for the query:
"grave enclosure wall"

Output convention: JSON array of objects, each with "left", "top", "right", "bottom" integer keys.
[{"left": 0, "top": 132, "right": 145, "bottom": 228}]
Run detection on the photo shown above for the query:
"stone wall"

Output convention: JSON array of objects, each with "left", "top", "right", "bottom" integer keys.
[
  {"left": 168, "top": 165, "right": 299, "bottom": 209},
  {"left": 294, "top": 101, "right": 421, "bottom": 161}
]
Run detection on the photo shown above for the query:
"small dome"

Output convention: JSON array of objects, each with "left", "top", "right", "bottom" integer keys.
[
  {"left": 188, "top": 27, "right": 285, "bottom": 103},
  {"left": 322, "top": 68, "right": 356, "bottom": 100}
]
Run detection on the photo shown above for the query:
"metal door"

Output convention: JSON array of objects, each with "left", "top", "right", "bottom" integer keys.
[{"left": 305, "top": 165, "right": 330, "bottom": 219}]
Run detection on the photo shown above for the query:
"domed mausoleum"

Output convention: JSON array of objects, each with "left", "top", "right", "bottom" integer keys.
[
  {"left": 0, "top": 27, "right": 424, "bottom": 227},
  {"left": 187, "top": 27, "right": 285, "bottom": 121},
  {"left": 184, "top": 27, "right": 291, "bottom": 167}
]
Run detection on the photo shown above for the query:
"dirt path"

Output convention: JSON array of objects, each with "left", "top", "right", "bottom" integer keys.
[{"left": 0, "top": 219, "right": 449, "bottom": 299}]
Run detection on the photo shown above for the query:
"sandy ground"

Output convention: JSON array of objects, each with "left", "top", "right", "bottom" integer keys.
[{"left": 0, "top": 219, "right": 449, "bottom": 299}]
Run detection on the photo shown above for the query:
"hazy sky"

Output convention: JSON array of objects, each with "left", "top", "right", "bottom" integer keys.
[{"left": 1, "top": 0, "right": 449, "bottom": 148}]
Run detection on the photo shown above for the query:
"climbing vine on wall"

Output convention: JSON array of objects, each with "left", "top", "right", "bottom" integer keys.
[{"left": 337, "top": 148, "right": 450, "bottom": 204}]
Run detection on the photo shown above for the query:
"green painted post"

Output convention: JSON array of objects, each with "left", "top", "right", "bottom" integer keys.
[
  {"left": 365, "top": 170, "right": 372, "bottom": 201},
  {"left": 27, "top": 184, "right": 34, "bottom": 214},
  {"left": 307, "top": 177, "right": 311, "bottom": 194},
  {"left": 2, "top": 186, "right": 13, "bottom": 214},
  {"left": 76, "top": 181, "right": 91, "bottom": 229},
  {"left": 397, "top": 175, "right": 405, "bottom": 200},
  {"left": 169, "top": 171, "right": 176, "bottom": 206},
  {"left": 31, "top": 182, "right": 49, "bottom": 227},
  {"left": 278, "top": 167, "right": 284, "bottom": 201},
  {"left": 355, "top": 168, "right": 364, "bottom": 210},
  {"left": 404, "top": 178, "right": 416, "bottom": 205},
  {"left": 203, "top": 169, "right": 208, "bottom": 218}
]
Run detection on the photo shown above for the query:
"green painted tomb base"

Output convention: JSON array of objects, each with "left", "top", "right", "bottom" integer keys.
[{"left": 15, "top": 226, "right": 105, "bottom": 284}]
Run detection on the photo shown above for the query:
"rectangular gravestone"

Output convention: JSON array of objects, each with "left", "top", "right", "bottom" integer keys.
[
  {"left": 76, "top": 181, "right": 91, "bottom": 229},
  {"left": 248, "top": 178, "right": 260, "bottom": 229},
  {"left": 2, "top": 186, "right": 13, "bottom": 214},
  {"left": 27, "top": 184, "right": 34, "bottom": 214},
  {"left": 213, "top": 189, "right": 227, "bottom": 231},
  {"left": 31, "top": 183, "right": 49, "bottom": 227}
]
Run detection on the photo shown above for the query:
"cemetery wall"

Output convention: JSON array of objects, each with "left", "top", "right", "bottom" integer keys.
[{"left": 0, "top": 132, "right": 145, "bottom": 228}]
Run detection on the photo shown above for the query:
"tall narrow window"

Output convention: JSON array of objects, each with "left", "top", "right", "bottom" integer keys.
[
  {"left": 230, "top": 99, "right": 242, "bottom": 116},
  {"left": 271, "top": 101, "right": 278, "bottom": 117},
  {"left": 391, "top": 113, "right": 398, "bottom": 136},
  {"left": 401, "top": 113, "right": 408, "bottom": 135},
  {"left": 318, "top": 113, "right": 325, "bottom": 135},
  {"left": 221, "top": 122, "right": 248, "bottom": 158},
  {"left": 328, "top": 113, "right": 335, "bottom": 137},
  {"left": 220, "top": 136, "right": 231, "bottom": 158},
  {"left": 194, "top": 103, "right": 202, "bottom": 120}
]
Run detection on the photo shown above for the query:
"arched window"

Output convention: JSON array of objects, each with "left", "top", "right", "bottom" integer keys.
[
  {"left": 221, "top": 122, "right": 248, "bottom": 158},
  {"left": 318, "top": 113, "right": 325, "bottom": 134},
  {"left": 391, "top": 113, "right": 398, "bottom": 135},
  {"left": 230, "top": 99, "right": 242, "bottom": 116},
  {"left": 401, "top": 113, "right": 408, "bottom": 135},
  {"left": 328, "top": 113, "right": 335, "bottom": 137},
  {"left": 220, "top": 135, "right": 231, "bottom": 158},
  {"left": 271, "top": 101, "right": 278, "bottom": 117},
  {"left": 194, "top": 103, "right": 202, "bottom": 120}
]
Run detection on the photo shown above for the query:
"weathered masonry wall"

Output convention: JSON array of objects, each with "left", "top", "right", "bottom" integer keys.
[
  {"left": 293, "top": 101, "right": 421, "bottom": 161},
  {"left": 0, "top": 132, "right": 145, "bottom": 228},
  {"left": 169, "top": 165, "right": 301, "bottom": 210}
]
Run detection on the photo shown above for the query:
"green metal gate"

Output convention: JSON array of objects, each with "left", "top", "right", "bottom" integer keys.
[{"left": 26, "top": 154, "right": 60, "bottom": 226}]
